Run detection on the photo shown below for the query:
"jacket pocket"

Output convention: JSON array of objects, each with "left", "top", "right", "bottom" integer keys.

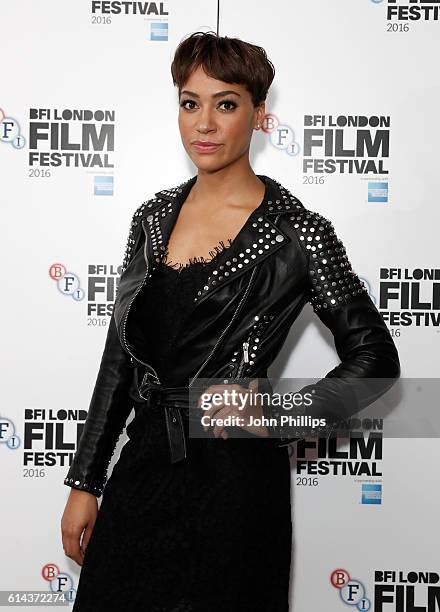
[{"left": 232, "top": 313, "right": 276, "bottom": 379}]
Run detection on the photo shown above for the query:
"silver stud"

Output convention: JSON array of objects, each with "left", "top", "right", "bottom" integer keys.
[{"left": 290, "top": 212, "right": 368, "bottom": 312}]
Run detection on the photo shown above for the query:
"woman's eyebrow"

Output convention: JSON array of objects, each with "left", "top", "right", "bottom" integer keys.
[{"left": 180, "top": 90, "right": 241, "bottom": 98}]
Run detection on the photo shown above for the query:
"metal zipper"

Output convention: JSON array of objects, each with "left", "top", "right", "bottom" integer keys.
[
  {"left": 236, "top": 335, "right": 251, "bottom": 379},
  {"left": 120, "top": 222, "right": 161, "bottom": 383},
  {"left": 188, "top": 265, "right": 260, "bottom": 388},
  {"left": 188, "top": 212, "right": 282, "bottom": 388}
]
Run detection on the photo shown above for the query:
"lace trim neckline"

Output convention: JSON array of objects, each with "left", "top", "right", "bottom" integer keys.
[{"left": 156, "top": 237, "right": 233, "bottom": 273}]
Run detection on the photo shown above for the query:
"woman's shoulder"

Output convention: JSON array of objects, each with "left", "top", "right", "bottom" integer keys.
[
  {"left": 128, "top": 175, "right": 196, "bottom": 221},
  {"left": 267, "top": 183, "right": 338, "bottom": 243},
  {"left": 261, "top": 176, "right": 358, "bottom": 272},
  {"left": 261, "top": 173, "right": 336, "bottom": 228}
]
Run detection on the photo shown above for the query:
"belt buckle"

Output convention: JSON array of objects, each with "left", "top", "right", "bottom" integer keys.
[
  {"left": 138, "top": 371, "right": 161, "bottom": 404},
  {"left": 139, "top": 385, "right": 161, "bottom": 406}
]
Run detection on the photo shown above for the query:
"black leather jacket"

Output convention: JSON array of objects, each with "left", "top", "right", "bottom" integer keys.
[{"left": 64, "top": 174, "right": 400, "bottom": 497}]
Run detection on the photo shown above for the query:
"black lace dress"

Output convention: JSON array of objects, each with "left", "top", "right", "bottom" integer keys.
[{"left": 72, "top": 243, "right": 292, "bottom": 612}]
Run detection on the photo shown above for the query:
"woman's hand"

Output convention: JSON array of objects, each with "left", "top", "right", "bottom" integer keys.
[
  {"left": 61, "top": 489, "right": 98, "bottom": 566},
  {"left": 197, "top": 378, "right": 269, "bottom": 440}
]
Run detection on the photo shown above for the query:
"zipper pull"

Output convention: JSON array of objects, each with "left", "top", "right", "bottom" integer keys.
[{"left": 243, "top": 341, "right": 249, "bottom": 363}]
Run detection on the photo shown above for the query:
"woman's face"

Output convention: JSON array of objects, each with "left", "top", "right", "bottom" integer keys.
[{"left": 178, "top": 65, "right": 265, "bottom": 172}]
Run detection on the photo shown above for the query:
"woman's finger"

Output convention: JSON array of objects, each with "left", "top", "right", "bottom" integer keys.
[
  {"left": 62, "top": 529, "right": 85, "bottom": 566},
  {"left": 211, "top": 406, "right": 234, "bottom": 438},
  {"left": 197, "top": 383, "right": 242, "bottom": 408},
  {"left": 200, "top": 384, "right": 246, "bottom": 425}
]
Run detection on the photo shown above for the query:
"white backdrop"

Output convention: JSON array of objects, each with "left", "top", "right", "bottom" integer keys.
[{"left": 1, "top": 1, "right": 439, "bottom": 610}]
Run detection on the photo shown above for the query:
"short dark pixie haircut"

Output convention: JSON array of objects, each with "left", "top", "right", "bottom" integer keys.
[{"left": 171, "top": 31, "right": 275, "bottom": 107}]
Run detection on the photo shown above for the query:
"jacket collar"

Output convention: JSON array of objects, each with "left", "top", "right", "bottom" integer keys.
[{"left": 141, "top": 174, "right": 304, "bottom": 306}]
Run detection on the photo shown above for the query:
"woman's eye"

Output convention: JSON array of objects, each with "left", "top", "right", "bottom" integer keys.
[
  {"left": 180, "top": 99, "right": 197, "bottom": 110},
  {"left": 218, "top": 100, "right": 237, "bottom": 112},
  {"left": 179, "top": 99, "right": 237, "bottom": 112}
]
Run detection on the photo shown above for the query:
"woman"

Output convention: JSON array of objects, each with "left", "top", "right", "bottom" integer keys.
[{"left": 61, "top": 31, "right": 400, "bottom": 611}]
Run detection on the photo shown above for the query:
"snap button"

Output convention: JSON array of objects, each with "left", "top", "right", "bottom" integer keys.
[{"left": 275, "top": 234, "right": 284, "bottom": 242}]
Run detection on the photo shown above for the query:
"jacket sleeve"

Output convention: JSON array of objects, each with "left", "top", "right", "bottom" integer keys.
[
  {"left": 64, "top": 211, "right": 144, "bottom": 497},
  {"left": 265, "top": 213, "right": 401, "bottom": 445}
]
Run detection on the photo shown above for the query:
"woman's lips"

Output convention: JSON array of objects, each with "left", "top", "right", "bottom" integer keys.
[{"left": 192, "top": 142, "right": 222, "bottom": 154}]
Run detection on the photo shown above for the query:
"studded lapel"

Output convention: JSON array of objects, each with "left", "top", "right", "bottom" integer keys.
[{"left": 140, "top": 174, "right": 304, "bottom": 306}]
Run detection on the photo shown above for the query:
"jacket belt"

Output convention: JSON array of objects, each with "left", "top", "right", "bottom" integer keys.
[
  {"left": 137, "top": 378, "right": 191, "bottom": 464},
  {"left": 136, "top": 372, "right": 273, "bottom": 463}
]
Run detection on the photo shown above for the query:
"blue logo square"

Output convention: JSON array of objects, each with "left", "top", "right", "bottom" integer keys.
[
  {"left": 94, "top": 175, "right": 114, "bottom": 196},
  {"left": 361, "top": 483, "right": 382, "bottom": 504},
  {"left": 150, "top": 22, "right": 168, "bottom": 41},
  {"left": 368, "top": 182, "right": 388, "bottom": 203}
]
